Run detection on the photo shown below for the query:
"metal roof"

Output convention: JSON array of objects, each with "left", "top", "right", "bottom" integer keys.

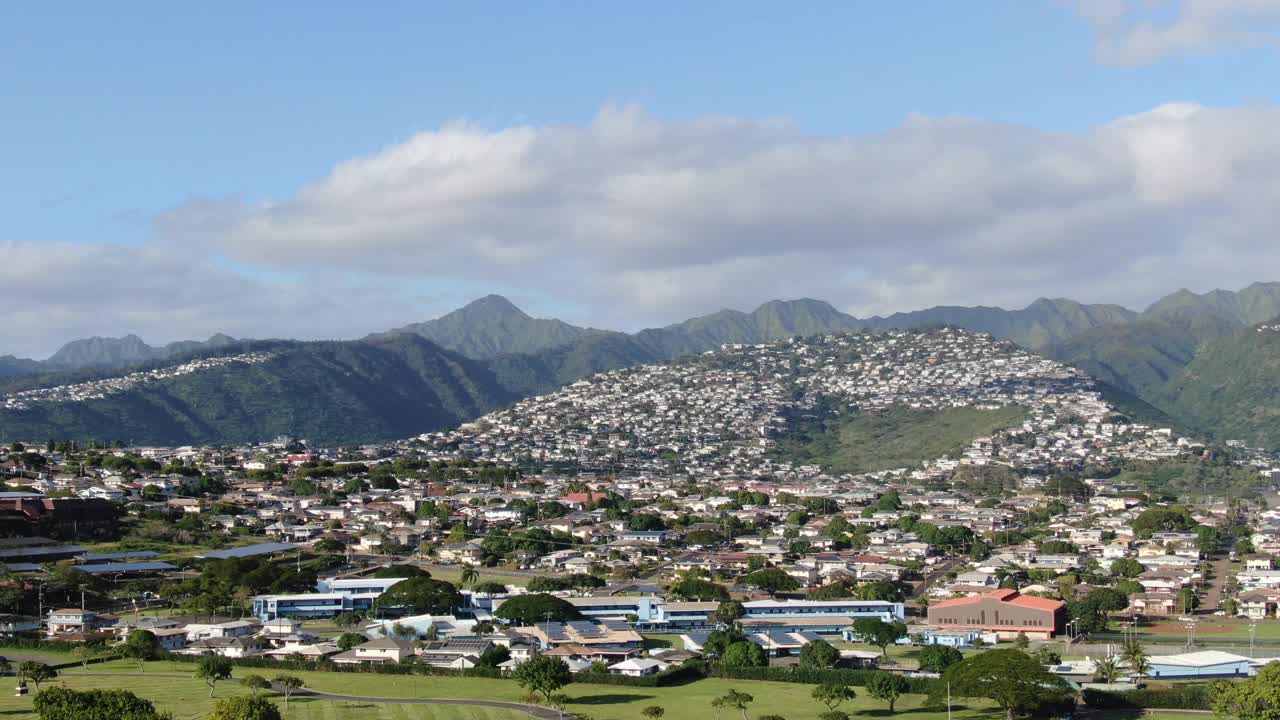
[
  {"left": 77, "top": 551, "right": 161, "bottom": 563},
  {"left": 196, "top": 542, "right": 298, "bottom": 559},
  {"left": 73, "top": 562, "right": 178, "bottom": 574}
]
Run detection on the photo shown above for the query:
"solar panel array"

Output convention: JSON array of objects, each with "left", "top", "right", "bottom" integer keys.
[
  {"left": 568, "top": 621, "right": 603, "bottom": 638},
  {"left": 545, "top": 623, "right": 568, "bottom": 640},
  {"left": 600, "top": 619, "right": 630, "bottom": 632}
]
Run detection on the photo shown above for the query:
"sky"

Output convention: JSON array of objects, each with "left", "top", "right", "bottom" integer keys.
[{"left": 3, "top": 0, "right": 1280, "bottom": 358}]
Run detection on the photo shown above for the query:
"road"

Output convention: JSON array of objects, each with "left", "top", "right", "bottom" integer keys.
[{"left": 1199, "top": 556, "right": 1233, "bottom": 613}]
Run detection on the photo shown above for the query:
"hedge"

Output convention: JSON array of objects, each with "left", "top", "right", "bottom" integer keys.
[{"left": 1082, "top": 685, "right": 1213, "bottom": 710}]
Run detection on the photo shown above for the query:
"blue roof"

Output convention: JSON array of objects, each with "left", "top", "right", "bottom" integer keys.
[
  {"left": 73, "top": 561, "right": 178, "bottom": 574},
  {"left": 196, "top": 542, "right": 298, "bottom": 560},
  {"left": 77, "top": 551, "right": 161, "bottom": 563},
  {"left": 0, "top": 545, "right": 87, "bottom": 559}
]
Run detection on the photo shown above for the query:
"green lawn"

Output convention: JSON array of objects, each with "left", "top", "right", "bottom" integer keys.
[
  {"left": 1111, "top": 617, "right": 1280, "bottom": 641},
  {"left": 774, "top": 404, "right": 1030, "bottom": 474},
  {"left": 641, "top": 634, "right": 684, "bottom": 651},
  {"left": 25, "top": 659, "right": 1005, "bottom": 720},
  {"left": 422, "top": 567, "right": 531, "bottom": 588}
]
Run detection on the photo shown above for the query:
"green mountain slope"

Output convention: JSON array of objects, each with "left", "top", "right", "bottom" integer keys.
[
  {"left": 44, "top": 333, "right": 240, "bottom": 370},
  {"left": 1156, "top": 326, "right": 1280, "bottom": 447},
  {"left": 866, "top": 298, "right": 1137, "bottom": 350},
  {"left": 773, "top": 403, "right": 1031, "bottom": 473},
  {"left": 0, "top": 335, "right": 518, "bottom": 445},
  {"left": 377, "top": 294, "right": 600, "bottom": 359}
]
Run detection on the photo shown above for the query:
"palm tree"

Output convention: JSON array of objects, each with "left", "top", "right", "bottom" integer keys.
[
  {"left": 1095, "top": 656, "right": 1121, "bottom": 685},
  {"left": 460, "top": 564, "right": 480, "bottom": 590},
  {"left": 1122, "top": 643, "right": 1150, "bottom": 684}
]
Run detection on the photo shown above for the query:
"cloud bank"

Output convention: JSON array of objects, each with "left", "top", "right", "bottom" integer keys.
[{"left": 7, "top": 101, "right": 1280, "bottom": 357}]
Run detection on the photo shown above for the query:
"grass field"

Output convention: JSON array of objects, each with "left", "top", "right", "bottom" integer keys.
[
  {"left": 1107, "top": 617, "right": 1280, "bottom": 641},
  {"left": 775, "top": 405, "right": 1030, "bottom": 474},
  {"left": 0, "top": 659, "right": 1005, "bottom": 720},
  {"left": 421, "top": 567, "right": 532, "bottom": 588}
]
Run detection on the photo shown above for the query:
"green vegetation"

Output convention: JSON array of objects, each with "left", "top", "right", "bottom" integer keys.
[
  {"left": 775, "top": 404, "right": 1029, "bottom": 473},
  {"left": 0, "top": 335, "right": 520, "bottom": 445},
  {"left": 1159, "top": 326, "right": 1280, "bottom": 448},
  {"left": 2, "top": 657, "right": 1013, "bottom": 720}
]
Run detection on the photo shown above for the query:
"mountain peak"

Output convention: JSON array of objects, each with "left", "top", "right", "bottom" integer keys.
[{"left": 458, "top": 294, "right": 528, "bottom": 319}]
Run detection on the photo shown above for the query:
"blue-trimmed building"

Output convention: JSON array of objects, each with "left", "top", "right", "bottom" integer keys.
[{"left": 253, "top": 577, "right": 407, "bottom": 620}]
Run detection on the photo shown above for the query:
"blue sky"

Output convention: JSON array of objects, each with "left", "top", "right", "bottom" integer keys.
[{"left": 3, "top": 1, "right": 1280, "bottom": 356}]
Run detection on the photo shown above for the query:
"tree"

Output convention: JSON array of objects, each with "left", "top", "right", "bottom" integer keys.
[
  {"left": 917, "top": 644, "right": 964, "bottom": 673},
  {"left": 271, "top": 675, "right": 303, "bottom": 708},
  {"left": 1095, "top": 656, "right": 1121, "bottom": 684},
  {"left": 512, "top": 655, "right": 572, "bottom": 703},
  {"left": 1014, "top": 632, "right": 1030, "bottom": 651},
  {"left": 1034, "top": 646, "right": 1062, "bottom": 666},
  {"left": 19, "top": 661, "right": 56, "bottom": 692},
  {"left": 472, "top": 582, "right": 509, "bottom": 596},
  {"left": 713, "top": 600, "right": 745, "bottom": 627},
  {"left": 124, "top": 629, "right": 161, "bottom": 670},
  {"left": 866, "top": 671, "right": 908, "bottom": 713},
  {"left": 31, "top": 686, "right": 173, "bottom": 720},
  {"left": 812, "top": 683, "right": 856, "bottom": 712},
  {"left": 495, "top": 593, "right": 582, "bottom": 625},
  {"left": 1122, "top": 643, "right": 1150, "bottom": 683},
  {"left": 1110, "top": 558, "right": 1145, "bottom": 578},
  {"left": 703, "top": 629, "right": 748, "bottom": 657},
  {"left": 473, "top": 620, "right": 496, "bottom": 635},
  {"left": 668, "top": 576, "right": 730, "bottom": 602},
  {"left": 71, "top": 644, "right": 99, "bottom": 669},
  {"left": 460, "top": 564, "right": 480, "bottom": 590},
  {"left": 207, "top": 694, "right": 282, "bottom": 720},
  {"left": 195, "top": 654, "right": 233, "bottom": 698},
  {"left": 720, "top": 641, "right": 768, "bottom": 668},
  {"left": 1212, "top": 661, "right": 1280, "bottom": 720},
  {"left": 944, "top": 649, "right": 1070, "bottom": 720},
  {"left": 642, "top": 707, "right": 666, "bottom": 720},
  {"left": 798, "top": 638, "right": 841, "bottom": 669},
  {"left": 240, "top": 673, "right": 271, "bottom": 695},
  {"left": 712, "top": 689, "right": 754, "bottom": 720},
  {"left": 374, "top": 577, "right": 462, "bottom": 615},
  {"left": 850, "top": 618, "right": 907, "bottom": 656},
  {"left": 337, "top": 632, "right": 367, "bottom": 651},
  {"left": 743, "top": 568, "right": 799, "bottom": 596}
]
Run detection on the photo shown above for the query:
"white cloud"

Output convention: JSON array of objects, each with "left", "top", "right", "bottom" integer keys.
[
  {"left": 0, "top": 241, "right": 438, "bottom": 359},
  {"left": 155, "top": 102, "right": 1280, "bottom": 330},
  {"left": 1075, "top": 0, "right": 1280, "bottom": 65},
  {"left": 10, "top": 101, "right": 1280, "bottom": 357}
]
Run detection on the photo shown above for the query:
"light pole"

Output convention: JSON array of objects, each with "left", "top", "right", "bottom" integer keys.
[{"left": 1250, "top": 624, "right": 1258, "bottom": 658}]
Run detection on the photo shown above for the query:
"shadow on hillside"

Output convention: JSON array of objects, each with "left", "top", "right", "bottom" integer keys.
[{"left": 572, "top": 693, "right": 653, "bottom": 705}]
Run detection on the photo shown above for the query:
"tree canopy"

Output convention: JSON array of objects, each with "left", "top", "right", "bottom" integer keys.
[
  {"left": 373, "top": 577, "right": 462, "bottom": 615},
  {"left": 494, "top": 593, "right": 582, "bottom": 625},
  {"left": 944, "top": 649, "right": 1070, "bottom": 720}
]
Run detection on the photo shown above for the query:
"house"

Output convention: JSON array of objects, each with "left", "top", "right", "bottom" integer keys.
[
  {"left": 175, "top": 636, "right": 261, "bottom": 658},
  {"left": 1238, "top": 590, "right": 1280, "bottom": 620},
  {"left": 417, "top": 639, "right": 494, "bottom": 669},
  {"left": 1129, "top": 593, "right": 1177, "bottom": 616},
  {"left": 926, "top": 589, "right": 1065, "bottom": 640},
  {"left": 46, "top": 609, "right": 117, "bottom": 636},
  {"left": 331, "top": 637, "right": 416, "bottom": 665},
  {"left": 609, "top": 657, "right": 667, "bottom": 676}
]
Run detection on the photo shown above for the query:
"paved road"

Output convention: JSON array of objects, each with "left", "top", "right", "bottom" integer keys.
[
  {"left": 1199, "top": 556, "right": 1233, "bottom": 612},
  {"left": 62, "top": 672, "right": 559, "bottom": 719}
]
